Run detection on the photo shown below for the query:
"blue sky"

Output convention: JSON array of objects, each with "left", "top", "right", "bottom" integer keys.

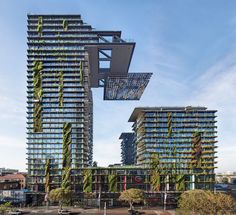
[{"left": 0, "top": 0, "right": 236, "bottom": 173}]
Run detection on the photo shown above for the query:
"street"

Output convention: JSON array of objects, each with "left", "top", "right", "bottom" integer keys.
[{"left": 16, "top": 207, "right": 174, "bottom": 215}]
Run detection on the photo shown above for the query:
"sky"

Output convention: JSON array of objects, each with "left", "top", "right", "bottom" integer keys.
[{"left": 0, "top": 0, "right": 235, "bottom": 173}]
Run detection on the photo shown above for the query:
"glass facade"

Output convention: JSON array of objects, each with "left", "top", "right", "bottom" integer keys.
[
  {"left": 120, "top": 133, "right": 136, "bottom": 165},
  {"left": 26, "top": 15, "right": 96, "bottom": 191},
  {"left": 26, "top": 14, "right": 152, "bottom": 193},
  {"left": 130, "top": 107, "right": 217, "bottom": 176}
]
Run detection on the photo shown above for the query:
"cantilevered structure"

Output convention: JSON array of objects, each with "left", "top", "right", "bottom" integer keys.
[{"left": 26, "top": 14, "right": 151, "bottom": 193}]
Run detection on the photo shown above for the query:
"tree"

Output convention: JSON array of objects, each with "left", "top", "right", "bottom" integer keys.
[
  {"left": 177, "top": 189, "right": 236, "bottom": 215},
  {"left": 0, "top": 202, "right": 12, "bottom": 215},
  {"left": 49, "top": 188, "right": 72, "bottom": 210},
  {"left": 119, "top": 188, "right": 144, "bottom": 210}
]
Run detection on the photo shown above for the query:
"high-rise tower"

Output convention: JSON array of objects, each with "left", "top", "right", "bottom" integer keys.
[
  {"left": 120, "top": 132, "right": 136, "bottom": 165},
  {"left": 26, "top": 14, "right": 152, "bottom": 192},
  {"left": 128, "top": 106, "right": 217, "bottom": 190}
]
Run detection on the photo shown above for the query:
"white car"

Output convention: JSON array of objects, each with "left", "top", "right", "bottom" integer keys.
[
  {"left": 58, "top": 209, "right": 72, "bottom": 215},
  {"left": 8, "top": 209, "right": 22, "bottom": 215}
]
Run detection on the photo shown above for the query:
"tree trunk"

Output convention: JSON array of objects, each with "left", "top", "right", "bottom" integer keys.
[
  {"left": 129, "top": 201, "right": 133, "bottom": 210},
  {"left": 46, "top": 200, "right": 49, "bottom": 210}
]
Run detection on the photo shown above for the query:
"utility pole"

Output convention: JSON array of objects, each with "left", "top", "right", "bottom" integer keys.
[
  {"left": 104, "top": 201, "right": 107, "bottom": 215},
  {"left": 163, "top": 174, "right": 169, "bottom": 211}
]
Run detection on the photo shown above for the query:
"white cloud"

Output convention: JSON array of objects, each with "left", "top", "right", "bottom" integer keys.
[
  {"left": 0, "top": 89, "right": 26, "bottom": 171},
  {"left": 190, "top": 53, "right": 236, "bottom": 173},
  {"left": 0, "top": 135, "right": 26, "bottom": 171},
  {"left": 0, "top": 93, "right": 25, "bottom": 121}
]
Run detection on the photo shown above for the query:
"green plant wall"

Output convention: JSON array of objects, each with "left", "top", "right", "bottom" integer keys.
[
  {"left": 33, "top": 61, "right": 43, "bottom": 99},
  {"left": 33, "top": 61, "right": 43, "bottom": 132},
  {"left": 33, "top": 102, "right": 42, "bottom": 132},
  {"left": 175, "top": 174, "right": 185, "bottom": 191},
  {"left": 150, "top": 171, "right": 161, "bottom": 191},
  {"left": 83, "top": 169, "right": 92, "bottom": 193},
  {"left": 58, "top": 71, "right": 64, "bottom": 107},
  {"left": 37, "top": 16, "right": 43, "bottom": 36},
  {"left": 150, "top": 153, "right": 161, "bottom": 191},
  {"left": 62, "top": 166, "right": 71, "bottom": 190},
  {"left": 80, "top": 60, "right": 83, "bottom": 85},
  {"left": 108, "top": 174, "right": 117, "bottom": 192},
  {"left": 62, "top": 19, "right": 68, "bottom": 31},
  {"left": 167, "top": 112, "right": 172, "bottom": 137},
  {"left": 192, "top": 131, "right": 202, "bottom": 168},
  {"left": 62, "top": 122, "right": 72, "bottom": 190},
  {"left": 45, "top": 159, "right": 50, "bottom": 193}
]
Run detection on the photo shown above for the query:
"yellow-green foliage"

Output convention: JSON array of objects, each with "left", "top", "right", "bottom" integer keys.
[
  {"left": 37, "top": 16, "right": 43, "bottom": 36},
  {"left": 45, "top": 159, "right": 50, "bottom": 193},
  {"left": 33, "top": 102, "right": 42, "bottom": 132},
  {"left": 62, "top": 167, "right": 71, "bottom": 190},
  {"left": 167, "top": 112, "right": 172, "bottom": 137},
  {"left": 191, "top": 131, "right": 202, "bottom": 168},
  {"left": 58, "top": 71, "right": 63, "bottom": 107},
  {"left": 49, "top": 188, "right": 72, "bottom": 209},
  {"left": 62, "top": 19, "right": 68, "bottom": 31},
  {"left": 80, "top": 60, "right": 83, "bottom": 85},
  {"left": 62, "top": 122, "right": 72, "bottom": 190},
  {"left": 0, "top": 202, "right": 12, "bottom": 214},
  {"left": 83, "top": 169, "right": 92, "bottom": 193},
  {"left": 32, "top": 61, "right": 43, "bottom": 132},
  {"left": 150, "top": 171, "right": 161, "bottom": 191},
  {"left": 108, "top": 174, "right": 117, "bottom": 192},
  {"left": 150, "top": 153, "right": 161, "bottom": 191},
  {"left": 33, "top": 61, "right": 43, "bottom": 100},
  {"left": 119, "top": 189, "right": 144, "bottom": 209},
  {"left": 177, "top": 190, "right": 236, "bottom": 215},
  {"left": 175, "top": 174, "right": 185, "bottom": 191}
]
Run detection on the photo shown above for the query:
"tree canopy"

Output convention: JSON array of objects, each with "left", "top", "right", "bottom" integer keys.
[
  {"left": 177, "top": 189, "right": 236, "bottom": 215},
  {"left": 0, "top": 202, "right": 12, "bottom": 215},
  {"left": 49, "top": 188, "right": 72, "bottom": 209},
  {"left": 119, "top": 188, "right": 144, "bottom": 209}
]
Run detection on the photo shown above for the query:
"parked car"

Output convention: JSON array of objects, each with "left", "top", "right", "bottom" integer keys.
[
  {"left": 128, "top": 209, "right": 140, "bottom": 215},
  {"left": 58, "top": 209, "right": 71, "bottom": 215},
  {"left": 8, "top": 209, "right": 22, "bottom": 215}
]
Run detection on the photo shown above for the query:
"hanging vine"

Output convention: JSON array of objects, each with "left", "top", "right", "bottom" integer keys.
[
  {"left": 62, "top": 122, "right": 72, "bottom": 190},
  {"left": 45, "top": 159, "right": 50, "bottom": 193},
  {"left": 33, "top": 61, "right": 43, "bottom": 132},
  {"left": 175, "top": 174, "right": 185, "bottom": 191},
  {"left": 58, "top": 71, "right": 64, "bottom": 107},
  {"left": 150, "top": 152, "right": 161, "bottom": 191},
  {"left": 62, "top": 19, "right": 68, "bottom": 31},
  {"left": 83, "top": 169, "right": 92, "bottom": 193},
  {"left": 150, "top": 171, "right": 161, "bottom": 191},
  {"left": 62, "top": 166, "right": 71, "bottom": 190},
  {"left": 167, "top": 112, "right": 172, "bottom": 137},
  {"left": 192, "top": 131, "right": 202, "bottom": 168},
  {"left": 80, "top": 60, "right": 83, "bottom": 85},
  {"left": 108, "top": 174, "right": 117, "bottom": 192},
  {"left": 37, "top": 16, "right": 43, "bottom": 36},
  {"left": 33, "top": 103, "right": 42, "bottom": 132}
]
